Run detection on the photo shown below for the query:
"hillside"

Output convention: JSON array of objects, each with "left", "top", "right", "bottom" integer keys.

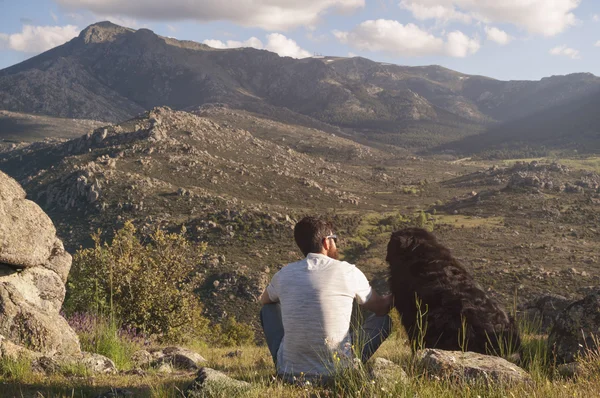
[
  {"left": 0, "top": 110, "right": 103, "bottom": 143},
  {"left": 443, "top": 89, "right": 600, "bottom": 158},
  {"left": 2, "top": 22, "right": 600, "bottom": 151}
]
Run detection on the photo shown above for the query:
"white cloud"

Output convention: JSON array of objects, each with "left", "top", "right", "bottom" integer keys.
[
  {"left": 594, "top": 14, "right": 600, "bottom": 22},
  {"left": 50, "top": 11, "right": 59, "bottom": 23},
  {"left": 594, "top": 40, "right": 600, "bottom": 47},
  {"left": 265, "top": 33, "right": 311, "bottom": 58},
  {"left": 55, "top": 0, "right": 365, "bottom": 31},
  {"left": 0, "top": 25, "right": 79, "bottom": 53},
  {"left": 203, "top": 34, "right": 310, "bottom": 58},
  {"left": 399, "top": 0, "right": 580, "bottom": 37},
  {"left": 485, "top": 26, "right": 511, "bottom": 45},
  {"left": 549, "top": 45, "right": 580, "bottom": 59},
  {"left": 333, "top": 19, "right": 479, "bottom": 58},
  {"left": 399, "top": 0, "right": 471, "bottom": 24},
  {"left": 100, "top": 15, "right": 141, "bottom": 28},
  {"left": 446, "top": 30, "right": 480, "bottom": 57},
  {"left": 203, "top": 37, "right": 264, "bottom": 50},
  {"left": 166, "top": 24, "right": 177, "bottom": 33}
]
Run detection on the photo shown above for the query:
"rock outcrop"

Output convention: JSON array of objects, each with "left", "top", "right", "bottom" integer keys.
[
  {"left": 520, "top": 294, "right": 572, "bottom": 332},
  {"left": 0, "top": 171, "right": 80, "bottom": 356},
  {"left": 548, "top": 290, "right": 600, "bottom": 364}
]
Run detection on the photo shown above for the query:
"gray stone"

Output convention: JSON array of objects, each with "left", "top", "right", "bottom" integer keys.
[
  {"left": 548, "top": 290, "right": 600, "bottom": 364},
  {"left": 557, "top": 362, "right": 582, "bottom": 378},
  {"left": 369, "top": 357, "right": 408, "bottom": 384},
  {"left": 186, "top": 367, "right": 251, "bottom": 397},
  {"left": 416, "top": 349, "right": 531, "bottom": 385},
  {"left": 151, "top": 346, "right": 207, "bottom": 371},
  {"left": 130, "top": 349, "right": 153, "bottom": 368},
  {"left": 79, "top": 352, "right": 118, "bottom": 374},
  {"left": 0, "top": 171, "right": 57, "bottom": 268},
  {"left": 0, "top": 172, "right": 81, "bottom": 357},
  {"left": 520, "top": 294, "right": 572, "bottom": 332}
]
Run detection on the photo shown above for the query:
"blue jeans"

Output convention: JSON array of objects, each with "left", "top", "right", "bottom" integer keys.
[{"left": 260, "top": 303, "right": 392, "bottom": 366}]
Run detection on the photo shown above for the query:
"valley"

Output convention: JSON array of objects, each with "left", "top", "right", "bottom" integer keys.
[{"left": 1, "top": 20, "right": 600, "bottom": 397}]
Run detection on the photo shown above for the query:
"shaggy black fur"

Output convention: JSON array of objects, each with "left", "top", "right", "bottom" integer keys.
[{"left": 386, "top": 228, "right": 521, "bottom": 355}]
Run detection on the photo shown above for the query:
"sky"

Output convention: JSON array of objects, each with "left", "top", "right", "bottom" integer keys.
[{"left": 0, "top": 0, "right": 599, "bottom": 81}]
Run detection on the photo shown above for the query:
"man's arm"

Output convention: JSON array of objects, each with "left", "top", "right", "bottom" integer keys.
[
  {"left": 259, "top": 288, "right": 277, "bottom": 305},
  {"left": 360, "top": 290, "right": 393, "bottom": 316}
]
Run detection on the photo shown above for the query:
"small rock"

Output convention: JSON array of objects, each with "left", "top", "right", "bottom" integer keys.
[
  {"left": 130, "top": 350, "right": 153, "bottom": 368},
  {"left": 224, "top": 350, "right": 243, "bottom": 358},
  {"left": 186, "top": 367, "right": 251, "bottom": 397},
  {"left": 557, "top": 362, "right": 582, "bottom": 378},
  {"left": 79, "top": 352, "right": 118, "bottom": 374},
  {"left": 156, "top": 362, "right": 173, "bottom": 374},
  {"left": 151, "top": 346, "right": 207, "bottom": 371},
  {"left": 369, "top": 357, "right": 408, "bottom": 384}
]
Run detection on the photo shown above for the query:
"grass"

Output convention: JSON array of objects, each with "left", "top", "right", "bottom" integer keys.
[
  {"left": 433, "top": 215, "right": 505, "bottom": 229},
  {"left": 5, "top": 317, "right": 600, "bottom": 397}
]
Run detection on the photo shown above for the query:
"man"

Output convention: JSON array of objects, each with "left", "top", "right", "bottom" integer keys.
[{"left": 259, "top": 216, "right": 393, "bottom": 384}]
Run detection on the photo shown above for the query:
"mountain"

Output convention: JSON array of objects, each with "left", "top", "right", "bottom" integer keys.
[
  {"left": 442, "top": 88, "right": 600, "bottom": 158},
  {"left": 1, "top": 21, "right": 600, "bottom": 151}
]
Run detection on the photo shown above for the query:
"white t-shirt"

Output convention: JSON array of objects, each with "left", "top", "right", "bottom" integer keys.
[{"left": 266, "top": 253, "right": 373, "bottom": 378}]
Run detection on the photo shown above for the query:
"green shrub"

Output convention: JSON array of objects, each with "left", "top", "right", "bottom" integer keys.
[
  {"left": 213, "top": 316, "right": 256, "bottom": 347},
  {"left": 66, "top": 221, "right": 210, "bottom": 342}
]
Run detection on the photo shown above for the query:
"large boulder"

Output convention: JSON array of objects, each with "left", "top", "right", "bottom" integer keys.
[
  {"left": 520, "top": 294, "right": 572, "bottom": 332},
  {"left": 416, "top": 349, "right": 531, "bottom": 385},
  {"left": 0, "top": 171, "right": 80, "bottom": 356},
  {"left": 548, "top": 290, "right": 600, "bottom": 364}
]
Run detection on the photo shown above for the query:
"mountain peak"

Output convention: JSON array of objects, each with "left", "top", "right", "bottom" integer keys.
[{"left": 79, "top": 21, "right": 133, "bottom": 44}]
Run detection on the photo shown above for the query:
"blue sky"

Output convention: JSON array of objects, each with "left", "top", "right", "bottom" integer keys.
[{"left": 0, "top": 0, "right": 598, "bottom": 81}]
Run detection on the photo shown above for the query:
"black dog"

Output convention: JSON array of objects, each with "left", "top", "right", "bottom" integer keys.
[{"left": 386, "top": 228, "right": 521, "bottom": 355}]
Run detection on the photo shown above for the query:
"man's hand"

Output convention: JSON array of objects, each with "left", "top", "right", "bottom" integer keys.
[
  {"left": 361, "top": 291, "right": 393, "bottom": 316},
  {"left": 259, "top": 288, "right": 276, "bottom": 305}
]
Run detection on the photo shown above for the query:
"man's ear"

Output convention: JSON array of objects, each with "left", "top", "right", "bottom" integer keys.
[{"left": 322, "top": 237, "right": 331, "bottom": 251}]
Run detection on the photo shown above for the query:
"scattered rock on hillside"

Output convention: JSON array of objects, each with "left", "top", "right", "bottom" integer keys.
[
  {"left": 416, "top": 349, "right": 531, "bottom": 385},
  {"left": 0, "top": 171, "right": 80, "bottom": 356},
  {"left": 520, "top": 294, "right": 572, "bottom": 332},
  {"left": 548, "top": 290, "right": 600, "bottom": 364},
  {"left": 186, "top": 367, "right": 251, "bottom": 397}
]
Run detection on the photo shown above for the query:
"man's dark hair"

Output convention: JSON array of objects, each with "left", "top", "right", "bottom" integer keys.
[{"left": 294, "top": 216, "right": 333, "bottom": 256}]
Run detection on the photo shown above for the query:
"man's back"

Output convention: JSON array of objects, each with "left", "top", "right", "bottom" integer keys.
[{"left": 266, "top": 253, "right": 372, "bottom": 377}]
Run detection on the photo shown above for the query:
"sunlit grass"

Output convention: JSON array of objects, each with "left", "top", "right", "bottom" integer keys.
[{"left": 433, "top": 215, "right": 505, "bottom": 228}]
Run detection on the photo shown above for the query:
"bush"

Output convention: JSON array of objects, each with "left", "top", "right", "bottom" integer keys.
[
  {"left": 213, "top": 316, "right": 256, "bottom": 347},
  {"left": 66, "top": 221, "right": 210, "bottom": 342}
]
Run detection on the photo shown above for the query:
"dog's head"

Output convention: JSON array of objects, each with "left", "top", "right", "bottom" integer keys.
[{"left": 385, "top": 227, "right": 442, "bottom": 265}]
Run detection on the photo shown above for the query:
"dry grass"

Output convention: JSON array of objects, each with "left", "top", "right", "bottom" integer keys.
[{"left": 6, "top": 327, "right": 600, "bottom": 398}]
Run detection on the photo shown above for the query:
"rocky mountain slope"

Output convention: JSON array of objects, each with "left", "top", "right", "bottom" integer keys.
[
  {"left": 442, "top": 88, "right": 600, "bottom": 157},
  {"left": 2, "top": 22, "right": 599, "bottom": 151}
]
